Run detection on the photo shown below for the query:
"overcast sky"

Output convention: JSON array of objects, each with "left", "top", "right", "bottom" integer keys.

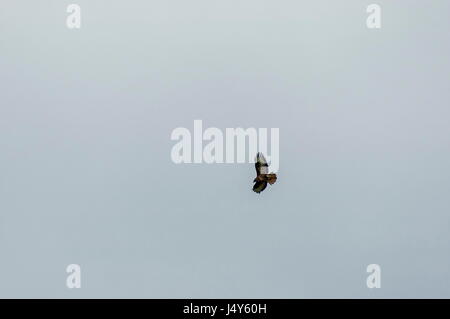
[{"left": 1, "top": 0, "right": 450, "bottom": 298}]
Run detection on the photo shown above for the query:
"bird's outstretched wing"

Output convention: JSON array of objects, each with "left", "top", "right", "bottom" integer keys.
[
  {"left": 253, "top": 181, "right": 267, "bottom": 193},
  {"left": 255, "top": 152, "right": 269, "bottom": 175}
]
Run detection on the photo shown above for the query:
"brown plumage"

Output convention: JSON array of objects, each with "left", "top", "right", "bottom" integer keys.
[{"left": 252, "top": 152, "right": 277, "bottom": 193}]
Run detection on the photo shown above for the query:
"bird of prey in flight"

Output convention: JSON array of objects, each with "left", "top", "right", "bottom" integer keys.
[{"left": 253, "top": 152, "right": 277, "bottom": 193}]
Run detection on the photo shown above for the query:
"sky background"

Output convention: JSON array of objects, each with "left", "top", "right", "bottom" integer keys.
[{"left": 1, "top": 0, "right": 450, "bottom": 298}]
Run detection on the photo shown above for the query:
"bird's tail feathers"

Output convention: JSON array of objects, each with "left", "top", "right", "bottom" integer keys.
[{"left": 266, "top": 173, "right": 277, "bottom": 185}]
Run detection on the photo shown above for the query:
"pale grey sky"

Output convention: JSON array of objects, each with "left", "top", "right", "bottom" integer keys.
[{"left": 1, "top": 0, "right": 450, "bottom": 298}]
